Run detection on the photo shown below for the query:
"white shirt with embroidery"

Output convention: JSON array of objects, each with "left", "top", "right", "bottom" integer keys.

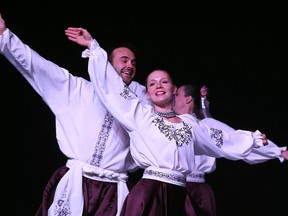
[
  {"left": 187, "top": 117, "right": 286, "bottom": 182},
  {"left": 0, "top": 29, "right": 148, "bottom": 216},
  {"left": 86, "top": 40, "right": 267, "bottom": 187}
]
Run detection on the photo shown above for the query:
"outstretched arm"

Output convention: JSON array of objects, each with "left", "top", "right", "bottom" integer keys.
[
  {"left": 199, "top": 86, "right": 287, "bottom": 163},
  {"left": 0, "top": 13, "right": 80, "bottom": 112},
  {"left": 243, "top": 140, "right": 288, "bottom": 164},
  {"left": 64, "top": 27, "right": 94, "bottom": 49}
]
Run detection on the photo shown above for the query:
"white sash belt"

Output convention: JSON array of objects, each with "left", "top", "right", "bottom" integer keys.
[
  {"left": 48, "top": 159, "right": 128, "bottom": 216},
  {"left": 142, "top": 166, "right": 186, "bottom": 187}
]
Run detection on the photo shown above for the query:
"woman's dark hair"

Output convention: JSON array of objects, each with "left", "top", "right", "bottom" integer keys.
[{"left": 182, "top": 84, "right": 201, "bottom": 118}]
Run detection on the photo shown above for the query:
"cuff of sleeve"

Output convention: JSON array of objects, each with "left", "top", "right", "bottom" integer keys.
[
  {"left": 252, "top": 130, "right": 264, "bottom": 147},
  {"left": 278, "top": 146, "right": 287, "bottom": 162},
  {"left": 81, "top": 39, "right": 100, "bottom": 58}
]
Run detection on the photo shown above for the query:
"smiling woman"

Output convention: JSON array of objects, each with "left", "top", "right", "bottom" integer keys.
[
  {"left": 86, "top": 34, "right": 275, "bottom": 215},
  {"left": 1, "top": 2, "right": 287, "bottom": 215}
]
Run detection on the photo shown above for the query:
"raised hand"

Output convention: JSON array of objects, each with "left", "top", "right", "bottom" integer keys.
[{"left": 64, "top": 27, "right": 94, "bottom": 49}]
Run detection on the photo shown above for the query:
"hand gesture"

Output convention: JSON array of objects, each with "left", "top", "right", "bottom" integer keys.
[
  {"left": 281, "top": 150, "right": 288, "bottom": 160},
  {"left": 64, "top": 27, "right": 93, "bottom": 49}
]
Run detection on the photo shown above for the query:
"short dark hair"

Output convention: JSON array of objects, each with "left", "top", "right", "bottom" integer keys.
[{"left": 107, "top": 43, "right": 137, "bottom": 63}]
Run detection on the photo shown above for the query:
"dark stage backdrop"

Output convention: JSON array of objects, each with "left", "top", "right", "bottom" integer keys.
[{"left": 1, "top": 2, "right": 287, "bottom": 215}]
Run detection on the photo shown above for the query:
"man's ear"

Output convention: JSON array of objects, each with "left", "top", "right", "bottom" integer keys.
[{"left": 186, "top": 95, "right": 193, "bottom": 104}]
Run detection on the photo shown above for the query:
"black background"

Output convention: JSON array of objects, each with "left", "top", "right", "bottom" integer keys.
[{"left": 1, "top": 1, "right": 287, "bottom": 215}]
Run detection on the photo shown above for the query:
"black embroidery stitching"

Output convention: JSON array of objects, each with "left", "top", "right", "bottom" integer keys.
[
  {"left": 144, "top": 169, "right": 186, "bottom": 184},
  {"left": 53, "top": 189, "right": 71, "bottom": 215},
  {"left": 152, "top": 117, "right": 192, "bottom": 147},
  {"left": 90, "top": 111, "right": 114, "bottom": 166},
  {"left": 120, "top": 85, "right": 138, "bottom": 99},
  {"left": 210, "top": 128, "right": 223, "bottom": 148}
]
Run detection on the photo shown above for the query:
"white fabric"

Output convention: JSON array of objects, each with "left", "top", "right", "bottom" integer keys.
[
  {"left": 86, "top": 42, "right": 269, "bottom": 183},
  {"left": 48, "top": 159, "right": 129, "bottom": 216},
  {"left": 187, "top": 156, "right": 216, "bottom": 183},
  {"left": 187, "top": 118, "right": 287, "bottom": 183},
  {"left": 201, "top": 118, "right": 286, "bottom": 163},
  {"left": 0, "top": 29, "right": 146, "bottom": 216},
  {"left": 244, "top": 141, "right": 286, "bottom": 164},
  {"left": 142, "top": 166, "right": 186, "bottom": 186}
]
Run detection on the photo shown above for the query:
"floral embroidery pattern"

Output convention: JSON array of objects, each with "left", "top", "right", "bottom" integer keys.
[
  {"left": 152, "top": 117, "right": 192, "bottom": 147},
  {"left": 90, "top": 111, "right": 114, "bottom": 166},
  {"left": 210, "top": 128, "right": 223, "bottom": 148}
]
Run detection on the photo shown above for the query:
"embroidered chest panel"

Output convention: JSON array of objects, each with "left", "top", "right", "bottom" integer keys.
[
  {"left": 152, "top": 117, "right": 192, "bottom": 147},
  {"left": 90, "top": 111, "right": 114, "bottom": 166}
]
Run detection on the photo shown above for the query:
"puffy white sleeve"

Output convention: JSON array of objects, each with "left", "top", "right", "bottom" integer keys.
[
  {"left": 0, "top": 28, "right": 81, "bottom": 114},
  {"left": 191, "top": 117, "right": 257, "bottom": 159},
  {"left": 198, "top": 117, "right": 286, "bottom": 163},
  {"left": 243, "top": 140, "right": 287, "bottom": 164},
  {"left": 87, "top": 41, "right": 152, "bottom": 132}
]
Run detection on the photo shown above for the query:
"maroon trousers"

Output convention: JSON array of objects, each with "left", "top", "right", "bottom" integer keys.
[
  {"left": 186, "top": 182, "right": 217, "bottom": 216},
  {"left": 35, "top": 166, "right": 123, "bottom": 216}
]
